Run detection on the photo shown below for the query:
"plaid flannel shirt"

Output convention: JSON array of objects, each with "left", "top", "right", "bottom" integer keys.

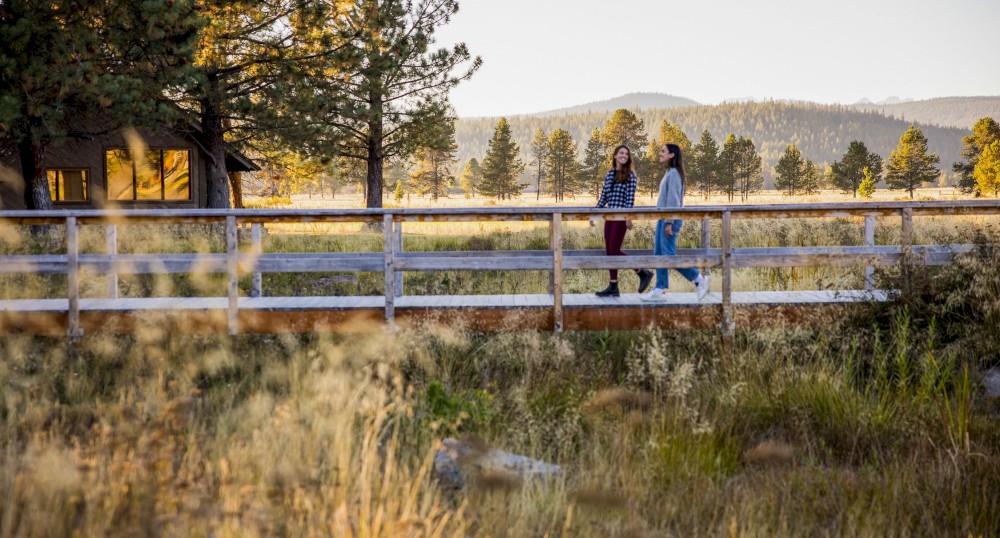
[{"left": 596, "top": 170, "right": 637, "bottom": 208}]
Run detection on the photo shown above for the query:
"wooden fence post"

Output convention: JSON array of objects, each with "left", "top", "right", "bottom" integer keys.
[
  {"left": 721, "top": 211, "right": 734, "bottom": 338},
  {"left": 226, "top": 216, "right": 239, "bottom": 336},
  {"left": 251, "top": 223, "right": 262, "bottom": 298},
  {"left": 106, "top": 224, "right": 118, "bottom": 299},
  {"left": 384, "top": 214, "right": 396, "bottom": 324},
  {"left": 67, "top": 216, "right": 81, "bottom": 340},
  {"left": 701, "top": 216, "right": 711, "bottom": 273},
  {"left": 901, "top": 207, "right": 913, "bottom": 252},
  {"left": 864, "top": 215, "right": 875, "bottom": 291},
  {"left": 394, "top": 220, "right": 403, "bottom": 297},
  {"left": 551, "top": 213, "right": 563, "bottom": 332}
]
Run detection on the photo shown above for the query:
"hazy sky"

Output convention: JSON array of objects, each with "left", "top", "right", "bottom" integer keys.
[{"left": 434, "top": 0, "right": 1000, "bottom": 118}]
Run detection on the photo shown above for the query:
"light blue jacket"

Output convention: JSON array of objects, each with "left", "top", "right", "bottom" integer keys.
[
  {"left": 656, "top": 168, "right": 684, "bottom": 209},
  {"left": 657, "top": 168, "right": 686, "bottom": 229}
]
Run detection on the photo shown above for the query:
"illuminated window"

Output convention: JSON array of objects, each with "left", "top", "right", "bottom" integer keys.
[
  {"left": 46, "top": 169, "right": 89, "bottom": 202},
  {"left": 105, "top": 149, "right": 191, "bottom": 201}
]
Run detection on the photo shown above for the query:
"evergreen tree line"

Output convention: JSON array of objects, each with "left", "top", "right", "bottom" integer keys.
[
  {"left": 456, "top": 109, "right": 1000, "bottom": 200},
  {"left": 454, "top": 102, "right": 973, "bottom": 187}
]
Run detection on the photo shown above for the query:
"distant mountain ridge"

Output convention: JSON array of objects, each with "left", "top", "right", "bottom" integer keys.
[
  {"left": 855, "top": 96, "right": 915, "bottom": 106},
  {"left": 520, "top": 92, "right": 700, "bottom": 117},
  {"left": 479, "top": 92, "right": 1000, "bottom": 130},
  {"left": 850, "top": 96, "right": 1000, "bottom": 129}
]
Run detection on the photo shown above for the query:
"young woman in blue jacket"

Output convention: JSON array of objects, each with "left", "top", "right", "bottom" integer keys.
[{"left": 641, "top": 143, "right": 710, "bottom": 302}]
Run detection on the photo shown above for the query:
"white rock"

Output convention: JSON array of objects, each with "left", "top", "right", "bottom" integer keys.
[
  {"left": 433, "top": 438, "right": 562, "bottom": 490},
  {"left": 983, "top": 368, "right": 1000, "bottom": 399}
]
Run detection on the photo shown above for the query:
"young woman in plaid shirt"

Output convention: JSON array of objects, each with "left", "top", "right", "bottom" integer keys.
[{"left": 594, "top": 145, "right": 653, "bottom": 297}]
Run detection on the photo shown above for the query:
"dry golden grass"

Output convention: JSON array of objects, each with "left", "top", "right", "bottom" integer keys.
[{"left": 1, "top": 296, "right": 999, "bottom": 536}]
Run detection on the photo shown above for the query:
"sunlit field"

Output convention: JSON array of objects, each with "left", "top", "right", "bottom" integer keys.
[{"left": 2, "top": 190, "right": 1000, "bottom": 536}]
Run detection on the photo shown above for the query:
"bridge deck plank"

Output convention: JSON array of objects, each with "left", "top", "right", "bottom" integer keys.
[{"left": 0, "top": 290, "right": 887, "bottom": 314}]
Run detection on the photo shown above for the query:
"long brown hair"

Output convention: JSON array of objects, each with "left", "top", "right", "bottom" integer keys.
[
  {"left": 610, "top": 145, "right": 633, "bottom": 183},
  {"left": 665, "top": 143, "right": 687, "bottom": 192}
]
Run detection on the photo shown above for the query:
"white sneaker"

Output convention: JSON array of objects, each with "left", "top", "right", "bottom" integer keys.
[
  {"left": 696, "top": 274, "right": 711, "bottom": 301},
  {"left": 641, "top": 288, "right": 669, "bottom": 302}
]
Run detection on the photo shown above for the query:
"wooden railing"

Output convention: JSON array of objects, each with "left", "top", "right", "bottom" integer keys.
[{"left": 1, "top": 200, "right": 998, "bottom": 337}]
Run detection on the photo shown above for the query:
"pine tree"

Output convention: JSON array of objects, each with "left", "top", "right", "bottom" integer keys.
[
  {"left": 318, "top": 0, "right": 480, "bottom": 209},
  {"left": 602, "top": 109, "right": 648, "bottom": 193},
  {"left": 600, "top": 109, "right": 648, "bottom": 159},
  {"left": 953, "top": 117, "right": 1000, "bottom": 195},
  {"left": 802, "top": 159, "right": 820, "bottom": 195},
  {"left": 858, "top": 166, "right": 877, "bottom": 199},
  {"left": 582, "top": 128, "right": 609, "bottom": 199},
  {"left": 384, "top": 160, "right": 411, "bottom": 201},
  {"left": 720, "top": 135, "right": 763, "bottom": 201},
  {"left": 394, "top": 179, "right": 404, "bottom": 203},
  {"left": 657, "top": 120, "right": 692, "bottom": 156},
  {"left": 0, "top": 0, "right": 201, "bottom": 209},
  {"left": 546, "top": 129, "right": 580, "bottom": 202},
  {"left": 774, "top": 144, "right": 805, "bottom": 196},
  {"left": 830, "top": 141, "right": 884, "bottom": 198},
  {"left": 410, "top": 116, "right": 458, "bottom": 201},
  {"left": 973, "top": 141, "right": 1000, "bottom": 197},
  {"left": 184, "top": 0, "right": 345, "bottom": 208},
  {"left": 688, "top": 130, "right": 720, "bottom": 199},
  {"left": 459, "top": 158, "right": 482, "bottom": 198},
  {"left": 479, "top": 118, "right": 525, "bottom": 200},
  {"left": 530, "top": 128, "right": 549, "bottom": 200},
  {"left": 718, "top": 134, "right": 739, "bottom": 201},
  {"left": 639, "top": 141, "right": 661, "bottom": 197},
  {"left": 885, "top": 126, "right": 940, "bottom": 198}
]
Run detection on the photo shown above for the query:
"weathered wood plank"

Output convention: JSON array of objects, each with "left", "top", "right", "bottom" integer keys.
[
  {"left": 721, "top": 211, "right": 734, "bottom": 336},
  {"left": 226, "top": 216, "right": 239, "bottom": 335},
  {"left": 1, "top": 200, "right": 997, "bottom": 227},
  {"left": 384, "top": 214, "right": 395, "bottom": 323},
  {"left": 563, "top": 255, "right": 722, "bottom": 270},
  {"left": 107, "top": 224, "right": 118, "bottom": 299},
  {"left": 552, "top": 214, "right": 563, "bottom": 332},
  {"left": 394, "top": 221, "right": 403, "bottom": 297},
  {"left": 1, "top": 245, "right": 972, "bottom": 277},
  {"left": 66, "top": 217, "right": 80, "bottom": 339},
  {"left": 394, "top": 257, "right": 554, "bottom": 271},
  {"left": 902, "top": 207, "right": 914, "bottom": 251},
  {"left": 251, "top": 223, "right": 263, "bottom": 298},
  {"left": 864, "top": 216, "right": 875, "bottom": 290}
]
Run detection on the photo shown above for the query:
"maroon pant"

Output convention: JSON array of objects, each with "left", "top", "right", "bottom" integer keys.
[{"left": 604, "top": 221, "right": 629, "bottom": 281}]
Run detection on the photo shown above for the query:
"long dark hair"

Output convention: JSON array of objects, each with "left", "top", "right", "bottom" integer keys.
[
  {"left": 665, "top": 143, "right": 687, "bottom": 192},
  {"left": 610, "top": 144, "right": 633, "bottom": 183}
]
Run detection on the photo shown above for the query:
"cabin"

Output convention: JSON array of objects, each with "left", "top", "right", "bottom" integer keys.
[{"left": 0, "top": 126, "right": 258, "bottom": 210}]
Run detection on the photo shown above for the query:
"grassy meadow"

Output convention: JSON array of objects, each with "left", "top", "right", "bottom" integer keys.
[{"left": 1, "top": 190, "right": 1000, "bottom": 536}]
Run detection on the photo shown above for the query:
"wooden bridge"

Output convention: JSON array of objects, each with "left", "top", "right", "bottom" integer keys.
[{"left": 0, "top": 201, "right": 997, "bottom": 337}]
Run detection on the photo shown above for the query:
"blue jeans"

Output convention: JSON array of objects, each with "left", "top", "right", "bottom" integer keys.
[{"left": 654, "top": 219, "right": 700, "bottom": 289}]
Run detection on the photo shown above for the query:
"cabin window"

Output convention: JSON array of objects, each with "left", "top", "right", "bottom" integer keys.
[
  {"left": 46, "top": 169, "right": 89, "bottom": 202},
  {"left": 106, "top": 149, "right": 191, "bottom": 201}
]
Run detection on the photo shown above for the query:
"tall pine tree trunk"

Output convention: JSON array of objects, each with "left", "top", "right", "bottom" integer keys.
[
  {"left": 201, "top": 95, "right": 231, "bottom": 209},
  {"left": 365, "top": 112, "right": 384, "bottom": 209},
  {"left": 365, "top": 141, "right": 384, "bottom": 209},
  {"left": 536, "top": 165, "right": 541, "bottom": 200},
  {"left": 229, "top": 172, "right": 243, "bottom": 208},
  {"left": 17, "top": 124, "right": 52, "bottom": 210}
]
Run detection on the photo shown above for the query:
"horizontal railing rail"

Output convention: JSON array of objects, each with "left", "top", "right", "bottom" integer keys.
[{"left": 1, "top": 200, "right": 998, "bottom": 336}]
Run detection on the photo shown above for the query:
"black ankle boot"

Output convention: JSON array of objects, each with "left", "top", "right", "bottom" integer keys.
[
  {"left": 637, "top": 269, "right": 653, "bottom": 293},
  {"left": 596, "top": 282, "right": 620, "bottom": 297}
]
